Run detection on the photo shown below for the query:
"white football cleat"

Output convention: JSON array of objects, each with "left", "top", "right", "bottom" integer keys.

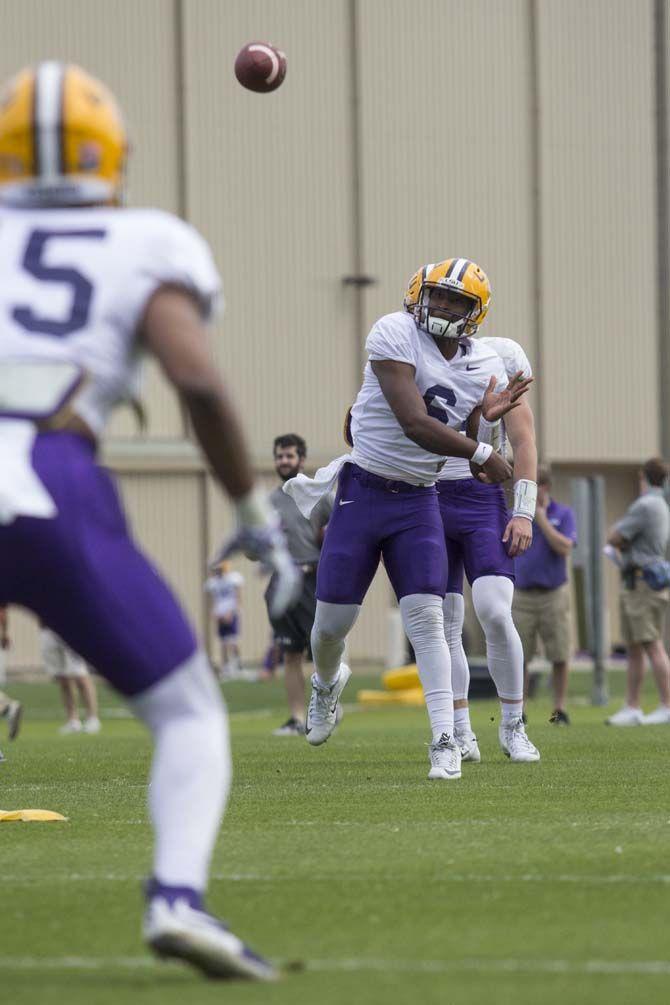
[
  {"left": 144, "top": 896, "right": 278, "bottom": 981},
  {"left": 428, "top": 732, "right": 462, "bottom": 780},
  {"left": 606, "top": 705, "right": 644, "bottom": 727},
  {"left": 59, "top": 718, "right": 82, "bottom": 735},
  {"left": 499, "top": 717, "right": 541, "bottom": 762},
  {"left": 305, "top": 664, "right": 351, "bottom": 746},
  {"left": 640, "top": 705, "right": 670, "bottom": 725},
  {"left": 454, "top": 726, "right": 481, "bottom": 763}
]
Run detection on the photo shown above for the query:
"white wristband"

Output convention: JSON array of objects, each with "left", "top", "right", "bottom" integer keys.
[
  {"left": 471, "top": 442, "right": 493, "bottom": 466},
  {"left": 513, "top": 479, "right": 537, "bottom": 521},
  {"left": 476, "top": 412, "right": 502, "bottom": 452}
]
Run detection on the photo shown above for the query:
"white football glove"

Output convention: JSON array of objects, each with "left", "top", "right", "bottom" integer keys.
[{"left": 211, "top": 490, "right": 303, "bottom": 618}]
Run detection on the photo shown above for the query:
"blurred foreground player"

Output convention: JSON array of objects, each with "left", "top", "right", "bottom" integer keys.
[
  {"left": 286, "top": 260, "right": 529, "bottom": 779},
  {"left": 0, "top": 62, "right": 299, "bottom": 980}
]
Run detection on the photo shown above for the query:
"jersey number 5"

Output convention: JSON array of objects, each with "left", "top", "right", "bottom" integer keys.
[
  {"left": 423, "top": 384, "right": 457, "bottom": 424},
  {"left": 12, "top": 228, "right": 107, "bottom": 337}
]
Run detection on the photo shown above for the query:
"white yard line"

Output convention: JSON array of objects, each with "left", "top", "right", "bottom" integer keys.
[
  {"left": 2, "top": 872, "right": 670, "bottom": 885},
  {"left": 0, "top": 955, "right": 668, "bottom": 977}
]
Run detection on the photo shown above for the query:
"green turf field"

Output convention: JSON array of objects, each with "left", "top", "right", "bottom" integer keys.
[{"left": 1, "top": 669, "right": 669, "bottom": 1005}]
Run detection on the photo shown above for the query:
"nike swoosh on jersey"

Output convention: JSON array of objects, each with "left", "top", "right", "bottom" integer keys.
[
  {"left": 465, "top": 364, "right": 480, "bottom": 371},
  {"left": 339, "top": 500, "right": 355, "bottom": 506}
]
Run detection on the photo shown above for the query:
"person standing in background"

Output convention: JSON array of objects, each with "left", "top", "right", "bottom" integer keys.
[
  {"left": 267, "top": 434, "right": 333, "bottom": 736},
  {"left": 512, "top": 468, "right": 577, "bottom": 724},
  {"left": 41, "top": 627, "right": 101, "bottom": 735},
  {"left": 205, "top": 561, "right": 244, "bottom": 680},
  {"left": 606, "top": 458, "right": 670, "bottom": 726},
  {"left": 0, "top": 606, "right": 22, "bottom": 758}
]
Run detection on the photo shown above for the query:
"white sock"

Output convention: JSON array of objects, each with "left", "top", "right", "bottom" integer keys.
[
  {"left": 310, "top": 601, "right": 360, "bottom": 687},
  {"left": 501, "top": 701, "right": 524, "bottom": 724},
  {"left": 442, "top": 593, "right": 470, "bottom": 701},
  {"left": 472, "top": 576, "right": 524, "bottom": 703},
  {"left": 400, "top": 593, "right": 453, "bottom": 741},
  {"left": 454, "top": 706, "right": 472, "bottom": 731},
  {"left": 131, "top": 650, "right": 231, "bottom": 891}
]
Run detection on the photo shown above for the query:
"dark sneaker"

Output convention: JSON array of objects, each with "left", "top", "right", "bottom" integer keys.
[
  {"left": 6, "top": 700, "right": 23, "bottom": 741},
  {"left": 272, "top": 717, "right": 305, "bottom": 737},
  {"left": 549, "top": 709, "right": 570, "bottom": 726}
]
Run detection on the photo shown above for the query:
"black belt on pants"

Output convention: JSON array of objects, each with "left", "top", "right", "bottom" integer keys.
[{"left": 350, "top": 464, "right": 433, "bottom": 495}]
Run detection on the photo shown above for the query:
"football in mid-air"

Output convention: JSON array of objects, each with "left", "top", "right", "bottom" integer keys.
[{"left": 234, "top": 42, "right": 287, "bottom": 93}]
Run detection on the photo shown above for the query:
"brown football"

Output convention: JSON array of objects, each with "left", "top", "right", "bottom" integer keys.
[{"left": 234, "top": 41, "right": 287, "bottom": 93}]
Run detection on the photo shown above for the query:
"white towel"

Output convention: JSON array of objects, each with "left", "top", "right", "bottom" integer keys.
[
  {"left": 0, "top": 420, "right": 57, "bottom": 524},
  {"left": 283, "top": 453, "right": 351, "bottom": 519}
]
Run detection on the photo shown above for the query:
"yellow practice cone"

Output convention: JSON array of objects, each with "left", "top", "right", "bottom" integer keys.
[
  {"left": 357, "top": 687, "right": 425, "bottom": 707},
  {"left": 381, "top": 664, "right": 420, "bottom": 691},
  {"left": 0, "top": 809, "right": 68, "bottom": 822}
]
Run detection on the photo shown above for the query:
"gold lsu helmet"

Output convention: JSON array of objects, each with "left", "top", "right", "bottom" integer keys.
[
  {"left": 0, "top": 61, "right": 127, "bottom": 207},
  {"left": 403, "top": 258, "right": 491, "bottom": 340}
]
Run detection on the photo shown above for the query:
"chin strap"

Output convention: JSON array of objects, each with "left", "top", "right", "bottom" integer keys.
[{"left": 513, "top": 479, "right": 537, "bottom": 521}]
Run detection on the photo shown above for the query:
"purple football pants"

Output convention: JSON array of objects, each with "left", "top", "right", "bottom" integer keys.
[
  {"left": 0, "top": 432, "right": 197, "bottom": 696},
  {"left": 316, "top": 463, "right": 448, "bottom": 604},
  {"left": 437, "top": 477, "right": 514, "bottom": 594}
]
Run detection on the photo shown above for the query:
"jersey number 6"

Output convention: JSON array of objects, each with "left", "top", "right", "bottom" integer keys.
[
  {"left": 12, "top": 228, "right": 107, "bottom": 337},
  {"left": 423, "top": 384, "right": 457, "bottom": 424}
]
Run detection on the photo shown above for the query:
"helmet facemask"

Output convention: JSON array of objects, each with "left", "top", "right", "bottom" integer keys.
[{"left": 416, "top": 283, "right": 481, "bottom": 341}]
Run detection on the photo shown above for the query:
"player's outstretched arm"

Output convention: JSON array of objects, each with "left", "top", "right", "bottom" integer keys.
[
  {"left": 371, "top": 359, "right": 512, "bottom": 483},
  {"left": 142, "top": 287, "right": 301, "bottom": 616},
  {"left": 142, "top": 287, "right": 254, "bottom": 499},
  {"left": 502, "top": 399, "right": 537, "bottom": 557}
]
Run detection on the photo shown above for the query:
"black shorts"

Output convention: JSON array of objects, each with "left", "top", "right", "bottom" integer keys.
[{"left": 265, "top": 568, "right": 317, "bottom": 655}]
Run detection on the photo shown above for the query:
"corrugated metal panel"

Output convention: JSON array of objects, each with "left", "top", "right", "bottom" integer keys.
[
  {"left": 119, "top": 471, "right": 207, "bottom": 637},
  {"left": 537, "top": 0, "right": 658, "bottom": 461},
  {"left": 181, "top": 0, "right": 358, "bottom": 463},
  {"left": 0, "top": 0, "right": 183, "bottom": 439},
  {"left": 357, "top": 0, "right": 536, "bottom": 388}
]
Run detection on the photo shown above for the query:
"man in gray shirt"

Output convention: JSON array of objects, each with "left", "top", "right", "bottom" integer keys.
[
  {"left": 606, "top": 457, "right": 670, "bottom": 725},
  {"left": 267, "top": 434, "right": 333, "bottom": 735}
]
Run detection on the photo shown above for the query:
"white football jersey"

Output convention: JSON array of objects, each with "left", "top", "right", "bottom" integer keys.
[
  {"left": 350, "top": 311, "right": 508, "bottom": 485},
  {"left": 439, "top": 335, "right": 533, "bottom": 480},
  {"left": 205, "top": 571, "right": 243, "bottom": 618},
  {"left": 0, "top": 205, "right": 221, "bottom": 436}
]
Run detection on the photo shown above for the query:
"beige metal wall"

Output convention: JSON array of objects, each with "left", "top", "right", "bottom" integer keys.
[
  {"left": 537, "top": 0, "right": 659, "bottom": 462},
  {"left": 182, "top": 0, "right": 359, "bottom": 464},
  {"left": 1, "top": 0, "right": 666, "bottom": 672},
  {"left": 358, "top": 0, "right": 537, "bottom": 404}
]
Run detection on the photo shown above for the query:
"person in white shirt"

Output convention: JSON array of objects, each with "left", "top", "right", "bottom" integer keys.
[
  {"left": 286, "top": 258, "right": 528, "bottom": 779},
  {"left": 0, "top": 61, "right": 298, "bottom": 979},
  {"left": 205, "top": 562, "right": 244, "bottom": 680},
  {"left": 438, "top": 336, "right": 540, "bottom": 763},
  {"left": 40, "top": 626, "right": 101, "bottom": 734}
]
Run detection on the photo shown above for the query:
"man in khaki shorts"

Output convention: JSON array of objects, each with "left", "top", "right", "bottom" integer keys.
[
  {"left": 512, "top": 468, "right": 577, "bottom": 723},
  {"left": 606, "top": 458, "right": 670, "bottom": 726},
  {"left": 41, "top": 627, "right": 101, "bottom": 735},
  {"left": 0, "top": 606, "right": 22, "bottom": 760}
]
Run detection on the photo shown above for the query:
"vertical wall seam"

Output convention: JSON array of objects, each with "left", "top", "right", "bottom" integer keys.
[
  {"left": 528, "top": 0, "right": 545, "bottom": 461},
  {"left": 654, "top": 0, "right": 670, "bottom": 456},
  {"left": 174, "top": 0, "right": 190, "bottom": 440},
  {"left": 349, "top": 0, "right": 365, "bottom": 390}
]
